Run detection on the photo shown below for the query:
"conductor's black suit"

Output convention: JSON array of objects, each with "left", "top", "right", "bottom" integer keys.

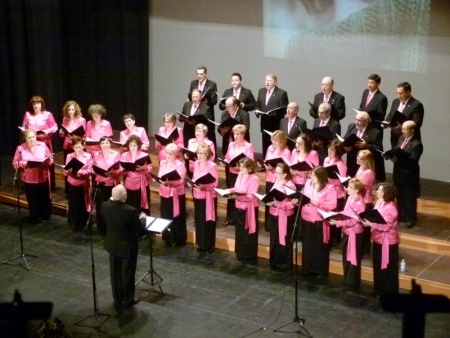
[{"left": 102, "top": 198, "right": 146, "bottom": 306}]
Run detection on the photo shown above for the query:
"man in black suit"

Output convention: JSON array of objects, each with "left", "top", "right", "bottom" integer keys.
[
  {"left": 309, "top": 76, "right": 346, "bottom": 121},
  {"left": 279, "top": 102, "right": 307, "bottom": 150},
  {"left": 102, "top": 184, "right": 147, "bottom": 311},
  {"left": 180, "top": 89, "right": 213, "bottom": 147},
  {"left": 343, "top": 111, "right": 382, "bottom": 178},
  {"left": 219, "top": 72, "right": 256, "bottom": 112},
  {"left": 312, "top": 103, "right": 340, "bottom": 164},
  {"left": 384, "top": 82, "right": 424, "bottom": 148},
  {"left": 390, "top": 121, "right": 423, "bottom": 228},
  {"left": 219, "top": 96, "right": 250, "bottom": 156},
  {"left": 255, "top": 73, "right": 289, "bottom": 157},
  {"left": 189, "top": 66, "right": 218, "bottom": 147},
  {"left": 359, "top": 74, "right": 388, "bottom": 128},
  {"left": 359, "top": 74, "right": 388, "bottom": 181}
]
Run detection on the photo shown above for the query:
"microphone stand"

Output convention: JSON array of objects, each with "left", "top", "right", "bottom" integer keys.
[
  {"left": 273, "top": 192, "right": 312, "bottom": 337},
  {"left": 3, "top": 145, "right": 37, "bottom": 271},
  {"left": 73, "top": 184, "right": 110, "bottom": 334}
]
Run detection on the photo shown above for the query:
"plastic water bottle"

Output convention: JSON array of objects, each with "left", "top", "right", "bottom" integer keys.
[{"left": 400, "top": 259, "right": 406, "bottom": 272}]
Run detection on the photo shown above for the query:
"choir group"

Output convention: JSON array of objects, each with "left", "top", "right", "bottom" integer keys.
[{"left": 12, "top": 68, "right": 424, "bottom": 298}]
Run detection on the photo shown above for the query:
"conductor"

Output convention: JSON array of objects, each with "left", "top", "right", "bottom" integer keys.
[{"left": 101, "top": 184, "right": 147, "bottom": 310}]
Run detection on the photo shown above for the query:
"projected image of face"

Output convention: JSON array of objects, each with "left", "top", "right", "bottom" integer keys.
[{"left": 263, "top": 0, "right": 431, "bottom": 73}]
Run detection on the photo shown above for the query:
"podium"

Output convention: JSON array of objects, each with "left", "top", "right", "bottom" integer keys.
[{"left": 135, "top": 217, "right": 172, "bottom": 294}]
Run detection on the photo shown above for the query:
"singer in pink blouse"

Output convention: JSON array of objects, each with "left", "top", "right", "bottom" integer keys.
[
  {"left": 85, "top": 104, "right": 113, "bottom": 154},
  {"left": 185, "top": 123, "right": 215, "bottom": 177},
  {"left": 355, "top": 149, "right": 376, "bottom": 255},
  {"left": 92, "top": 137, "right": 121, "bottom": 233},
  {"left": 157, "top": 143, "right": 187, "bottom": 246},
  {"left": 64, "top": 137, "right": 93, "bottom": 232},
  {"left": 289, "top": 133, "right": 319, "bottom": 191},
  {"left": 261, "top": 130, "right": 291, "bottom": 231},
  {"left": 120, "top": 114, "right": 150, "bottom": 152},
  {"left": 329, "top": 178, "right": 366, "bottom": 289},
  {"left": 362, "top": 182, "right": 399, "bottom": 298},
  {"left": 59, "top": 100, "right": 86, "bottom": 193},
  {"left": 155, "top": 112, "right": 184, "bottom": 163},
  {"left": 324, "top": 139, "right": 347, "bottom": 244},
  {"left": 13, "top": 129, "right": 53, "bottom": 223},
  {"left": 223, "top": 124, "right": 254, "bottom": 226},
  {"left": 227, "top": 158, "right": 260, "bottom": 263},
  {"left": 190, "top": 144, "right": 218, "bottom": 254},
  {"left": 301, "top": 166, "right": 337, "bottom": 277},
  {"left": 266, "top": 163, "right": 297, "bottom": 271},
  {"left": 121, "top": 135, "right": 152, "bottom": 214},
  {"left": 22, "top": 95, "right": 58, "bottom": 189}
]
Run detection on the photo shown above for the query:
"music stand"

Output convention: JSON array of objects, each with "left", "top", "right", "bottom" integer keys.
[
  {"left": 135, "top": 216, "right": 172, "bottom": 294},
  {"left": 273, "top": 193, "right": 312, "bottom": 337},
  {"left": 73, "top": 185, "right": 110, "bottom": 335},
  {"left": 3, "top": 152, "right": 37, "bottom": 271}
]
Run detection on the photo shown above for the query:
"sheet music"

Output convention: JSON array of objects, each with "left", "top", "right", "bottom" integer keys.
[{"left": 145, "top": 216, "right": 172, "bottom": 233}]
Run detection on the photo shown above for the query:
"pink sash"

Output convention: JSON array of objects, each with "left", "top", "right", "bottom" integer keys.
[{"left": 205, "top": 191, "right": 216, "bottom": 221}]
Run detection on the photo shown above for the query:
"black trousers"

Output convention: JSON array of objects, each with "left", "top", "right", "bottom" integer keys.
[
  {"left": 233, "top": 207, "right": 259, "bottom": 261},
  {"left": 126, "top": 186, "right": 150, "bottom": 214},
  {"left": 372, "top": 242, "right": 399, "bottom": 295},
  {"left": 395, "top": 180, "right": 419, "bottom": 223},
  {"left": 24, "top": 181, "right": 52, "bottom": 221},
  {"left": 301, "top": 220, "right": 331, "bottom": 276},
  {"left": 341, "top": 232, "right": 364, "bottom": 288},
  {"left": 225, "top": 170, "right": 238, "bottom": 223},
  {"left": 68, "top": 183, "right": 89, "bottom": 230},
  {"left": 268, "top": 213, "right": 294, "bottom": 269},
  {"left": 194, "top": 198, "right": 217, "bottom": 252},
  {"left": 109, "top": 253, "right": 137, "bottom": 304},
  {"left": 161, "top": 195, "right": 187, "bottom": 245}
]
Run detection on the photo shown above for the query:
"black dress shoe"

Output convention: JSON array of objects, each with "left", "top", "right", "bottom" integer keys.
[
  {"left": 406, "top": 221, "right": 416, "bottom": 229},
  {"left": 123, "top": 298, "right": 140, "bottom": 307}
]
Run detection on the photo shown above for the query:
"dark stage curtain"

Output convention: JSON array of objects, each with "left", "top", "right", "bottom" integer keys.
[{"left": 0, "top": 0, "right": 149, "bottom": 154}]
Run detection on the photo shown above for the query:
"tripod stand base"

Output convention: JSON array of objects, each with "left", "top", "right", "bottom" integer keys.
[
  {"left": 273, "top": 316, "right": 312, "bottom": 337},
  {"left": 136, "top": 269, "right": 164, "bottom": 294},
  {"left": 73, "top": 311, "right": 111, "bottom": 336},
  {"left": 3, "top": 253, "right": 38, "bottom": 271}
]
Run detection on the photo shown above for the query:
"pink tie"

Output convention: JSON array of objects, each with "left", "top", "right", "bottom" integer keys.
[
  {"left": 288, "top": 119, "right": 293, "bottom": 133},
  {"left": 320, "top": 120, "right": 325, "bottom": 127},
  {"left": 233, "top": 90, "right": 238, "bottom": 98},
  {"left": 324, "top": 95, "right": 329, "bottom": 103},
  {"left": 357, "top": 130, "right": 362, "bottom": 138},
  {"left": 191, "top": 104, "right": 198, "bottom": 116},
  {"left": 365, "top": 93, "right": 373, "bottom": 108},
  {"left": 400, "top": 139, "right": 408, "bottom": 149},
  {"left": 266, "top": 90, "right": 271, "bottom": 104},
  {"left": 198, "top": 82, "right": 203, "bottom": 91}
]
